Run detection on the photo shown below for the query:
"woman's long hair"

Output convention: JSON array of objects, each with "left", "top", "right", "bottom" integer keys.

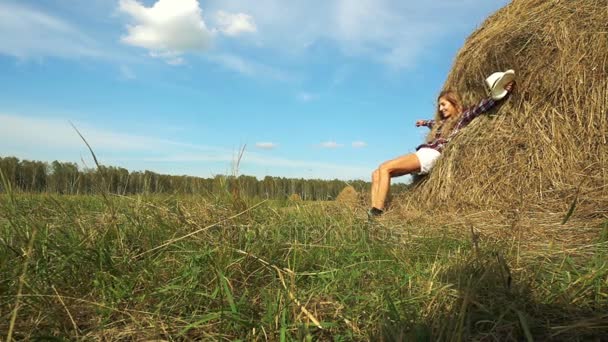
[{"left": 426, "top": 90, "right": 464, "bottom": 142}]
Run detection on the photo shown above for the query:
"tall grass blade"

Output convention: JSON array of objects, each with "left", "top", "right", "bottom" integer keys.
[
  {"left": 515, "top": 309, "right": 534, "bottom": 342},
  {"left": 561, "top": 192, "right": 578, "bottom": 225},
  {"left": 70, "top": 121, "right": 101, "bottom": 170},
  {"left": 384, "top": 292, "right": 401, "bottom": 323},
  {"left": 179, "top": 312, "right": 222, "bottom": 335},
  {"left": 280, "top": 308, "right": 287, "bottom": 342},
  {"left": 0, "top": 168, "right": 14, "bottom": 205},
  {"left": 600, "top": 220, "right": 608, "bottom": 242},
  {"left": 7, "top": 226, "right": 38, "bottom": 342},
  {"left": 69, "top": 121, "right": 113, "bottom": 209},
  {"left": 218, "top": 269, "right": 237, "bottom": 314}
]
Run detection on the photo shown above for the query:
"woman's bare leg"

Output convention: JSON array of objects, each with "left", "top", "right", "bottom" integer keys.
[
  {"left": 371, "top": 169, "right": 380, "bottom": 208},
  {"left": 371, "top": 153, "right": 421, "bottom": 210}
]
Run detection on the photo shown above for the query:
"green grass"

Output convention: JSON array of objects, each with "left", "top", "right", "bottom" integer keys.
[{"left": 1, "top": 193, "right": 607, "bottom": 341}]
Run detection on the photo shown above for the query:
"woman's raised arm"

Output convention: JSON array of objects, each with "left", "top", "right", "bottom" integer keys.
[
  {"left": 416, "top": 119, "right": 435, "bottom": 128},
  {"left": 456, "top": 81, "right": 515, "bottom": 130}
]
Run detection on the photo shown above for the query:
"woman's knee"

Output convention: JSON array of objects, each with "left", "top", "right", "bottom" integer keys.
[{"left": 378, "top": 164, "right": 392, "bottom": 176}]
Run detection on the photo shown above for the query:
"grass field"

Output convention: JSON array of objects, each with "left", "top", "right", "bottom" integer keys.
[{"left": 1, "top": 192, "right": 607, "bottom": 341}]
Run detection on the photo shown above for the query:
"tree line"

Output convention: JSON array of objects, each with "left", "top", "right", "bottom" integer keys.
[{"left": 0, "top": 156, "right": 410, "bottom": 200}]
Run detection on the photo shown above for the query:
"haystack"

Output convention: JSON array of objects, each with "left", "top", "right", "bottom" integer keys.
[
  {"left": 406, "top": 0, "right": 608, "bottom": 220},
  {"left": 288, "top": 193, "right": 302, "bottom": 202},
  {"left": 336, "top": 185, "right": 359, "bottom": 206}
]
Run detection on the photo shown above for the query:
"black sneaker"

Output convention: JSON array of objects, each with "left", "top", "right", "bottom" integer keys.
[{"left": 367, "top": 207, "right": 384, "bottom": 220}]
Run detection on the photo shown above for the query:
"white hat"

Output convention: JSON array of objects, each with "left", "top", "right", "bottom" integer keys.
[{"left": 485, "top": 69, "right": 515, "bottom": 100}]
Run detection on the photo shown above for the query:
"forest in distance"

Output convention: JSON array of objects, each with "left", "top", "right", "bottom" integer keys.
[{"left": 0, "top": 156, "right": 410, "bottom": 200}]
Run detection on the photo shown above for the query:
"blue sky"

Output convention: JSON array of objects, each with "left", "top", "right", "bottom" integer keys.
[{"left": 0, "top": 0, "right": 508, "bottom": 181}]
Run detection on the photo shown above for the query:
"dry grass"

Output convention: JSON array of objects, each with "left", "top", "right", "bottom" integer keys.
[{"left": 1, "top": 193, "right": 606, "bottom": 340}]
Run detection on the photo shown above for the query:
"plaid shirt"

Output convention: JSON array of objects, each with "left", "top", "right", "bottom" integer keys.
[{"left": 416, "top": 97, "right": 497, "bottom": 153}]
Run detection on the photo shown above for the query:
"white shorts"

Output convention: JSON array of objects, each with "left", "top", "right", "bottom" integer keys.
[{"left": 415, "top": 148, "right": 441, "bottom": 175}]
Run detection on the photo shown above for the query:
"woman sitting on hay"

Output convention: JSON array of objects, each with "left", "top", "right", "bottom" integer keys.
[{"left": 368, "top": 71, "right": 516, "bottom": 218}]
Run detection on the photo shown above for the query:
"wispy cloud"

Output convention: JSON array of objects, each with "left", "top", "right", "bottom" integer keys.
[
  {"left": 140, "top": 151, "right": 369, "bottom": 180},
  {"left": 319, "top": 141, "right": 343, "bottom": 149},
  {"left": 0, "top": 0, "right": 505, "bottom": 72},
  {"left": 296, "top": 92, "right": 319, "bottom": 103},
  {"left": 206, "top": 53, "right": 291, "bottom": 81},
  {"left": 242, "top": 154, "right": 368, "bottom": 178},
  {"left": 0, "top": 113, "right": 186, "bottom": 152},
  {"left": 0, "top": 2, "right": 102, "bottom": 60},
  {"left": 330, "top": 64, "right": 354, "bottom": 88},
  {"left": 214, "top": 10, "right": 257, "bottom": 36},
  {"left": 201, "top": 0, "right": 507, "bottom": 69},
  {"left": 0, "top": 113, "right": 368, "bottom": 180},
  {"left": 352, "top": 141, "right": 367, "bottom": 148},
  {"left": 255, "top": 142, "right": 278, "bottom": 150},
  {"left": 119, "top": 65, "right": 136, "bottom": 80}
]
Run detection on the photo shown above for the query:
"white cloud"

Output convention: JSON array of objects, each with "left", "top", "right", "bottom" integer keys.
[
  {"left": 214, "top": 10, "right": 257, "bottom": 36},
  {"left": 319, "top": 141, "right": 343, "bottom": 149},
  {"left": 0, "top": 2, "right": 101, "bottom": 60},
  {"left": 119, "top": 0, "right": 214, "bottom": 64},
  {"left": 118, "top": 0, "right": 261, "bottom": 67},
  {"left": 352, "top": 141, "right": 367, "bottom": 148},
  {"left": 255, "top": 142, "right": 278, "bottom": 150}
]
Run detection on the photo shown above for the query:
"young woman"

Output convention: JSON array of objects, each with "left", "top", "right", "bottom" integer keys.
[{"left": 368, "top": 81, "right": 515, "bottom": 217}]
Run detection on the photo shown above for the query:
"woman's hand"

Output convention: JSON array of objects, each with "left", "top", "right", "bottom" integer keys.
[
  {"left": 505, "top": 81, "right": 515, "bottom": 93},
  {"left": 415, "top": 120, "right": 426, "bottom": 127}
]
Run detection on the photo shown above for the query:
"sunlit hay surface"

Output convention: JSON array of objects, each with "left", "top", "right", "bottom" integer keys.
[
  {"left": 405, "top": 0, "right": 608, "bottom": 225},
  {"left": 336, "top": 185, "right": 359, "bottom": 207}
]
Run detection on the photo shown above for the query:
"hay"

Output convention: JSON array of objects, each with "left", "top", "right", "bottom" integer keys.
[
  {"left": 405, "top": 0, "right": 608, "bottom": 222},
  {"left": 336, "top": 186, "right": 359, "bottom": 206},
  {"left": 289, "top": 193, "right": 302, "bottom": 202}
]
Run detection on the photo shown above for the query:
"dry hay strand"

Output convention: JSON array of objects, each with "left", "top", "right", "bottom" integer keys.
[
  {"left": 336, "top": 185, "right": 359, "bottom": 207},
  {"left": 405, "top": 0, "right": 608, "bottom": 226}
]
